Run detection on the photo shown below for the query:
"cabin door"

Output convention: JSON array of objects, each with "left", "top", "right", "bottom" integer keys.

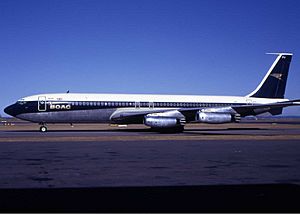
[
  {"left": 38, "top": 96, "right": 47, "bottom": 111},
  {"left": 135, "top": 102, "right": 140, "bottom": 108},
  {"left": 149, "top": 102, "right": 154, "bottom": 108}
]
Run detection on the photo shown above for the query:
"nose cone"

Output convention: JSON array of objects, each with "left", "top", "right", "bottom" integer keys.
[{"left": 4, "top": 104, "right": 17, "bottom": 117}]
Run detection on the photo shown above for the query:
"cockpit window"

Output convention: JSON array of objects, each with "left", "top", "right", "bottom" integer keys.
[{"left": 17, "top": 101, "right": 27, "bottom": 105}]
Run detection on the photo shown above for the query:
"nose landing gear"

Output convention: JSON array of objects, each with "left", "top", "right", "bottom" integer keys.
[{"left": 39, "top": 124, "right": 48, "bottom": 132}]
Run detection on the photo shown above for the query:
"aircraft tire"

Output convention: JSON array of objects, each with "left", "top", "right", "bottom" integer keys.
[{"left": 40, "top": 126, "right": 48, "bottom": 132}]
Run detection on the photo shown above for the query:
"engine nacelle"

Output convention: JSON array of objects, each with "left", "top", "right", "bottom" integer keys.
[
  {"left": 196, "top": 112, "right": 236, "bottom": 124},
  {"left": 144, "top": 116, "right": 184, "bottom": 128}
]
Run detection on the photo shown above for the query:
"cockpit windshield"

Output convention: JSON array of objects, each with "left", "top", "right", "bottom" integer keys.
[{"left": 17, "top": 101, "right": 27, "bottom": 105}]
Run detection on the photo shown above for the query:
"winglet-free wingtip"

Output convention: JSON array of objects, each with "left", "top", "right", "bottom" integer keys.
[{"left": 266, "top": 52, "right": 293, "bottom": 56}]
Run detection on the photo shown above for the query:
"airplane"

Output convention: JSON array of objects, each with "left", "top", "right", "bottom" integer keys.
[{"left": 4, "top": 53, "right": 300, "bottom": 132}]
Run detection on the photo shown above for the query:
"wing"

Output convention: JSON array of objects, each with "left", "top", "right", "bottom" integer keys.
[{"left": 109, "top": 99, "right": 300, "bottom": 124}]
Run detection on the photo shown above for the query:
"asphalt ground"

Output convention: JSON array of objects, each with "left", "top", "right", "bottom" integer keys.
[{"left": 0, "top": 121, "right": 300, "bottom": 211}]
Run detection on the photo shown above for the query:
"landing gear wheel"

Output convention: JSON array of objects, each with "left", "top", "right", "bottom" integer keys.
[{"left": 40, "top": 126, "right": 48, "bottom": 132}]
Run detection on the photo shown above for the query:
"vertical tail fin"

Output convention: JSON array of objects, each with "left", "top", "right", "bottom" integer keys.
[{"left": 247, "top": 53, "right": 293, "bottom": 99}]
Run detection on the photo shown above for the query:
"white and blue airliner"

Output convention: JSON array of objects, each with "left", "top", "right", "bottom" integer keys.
[{"left": 4, "top": 53, "right": 300, "bottom": 132}]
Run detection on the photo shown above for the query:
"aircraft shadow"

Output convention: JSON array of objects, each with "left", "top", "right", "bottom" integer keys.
[{"left": 7, "top": 127, "right": 267, "bottom": 135}]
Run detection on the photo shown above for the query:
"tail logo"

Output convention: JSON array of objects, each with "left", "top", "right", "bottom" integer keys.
[{"left": 270, "top": 73, "right": 283, "bottom": 80}]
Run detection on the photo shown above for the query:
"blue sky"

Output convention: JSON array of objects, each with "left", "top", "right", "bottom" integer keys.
[{"left": 1, "top": 0, "right": 300, "bottom": 116}]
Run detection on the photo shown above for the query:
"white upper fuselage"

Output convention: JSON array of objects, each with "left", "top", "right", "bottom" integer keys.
[{"left": 20, "top": 93, "right": 288, "bottom": 104}]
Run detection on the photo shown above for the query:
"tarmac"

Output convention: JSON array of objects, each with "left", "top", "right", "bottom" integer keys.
[{"left": 0, "top": 120, "right": 300, "bottom": 211}]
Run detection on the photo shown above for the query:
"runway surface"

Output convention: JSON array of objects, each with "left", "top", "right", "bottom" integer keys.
[{"left": 0, "top": 122, "right": 300, "bottom": 188}]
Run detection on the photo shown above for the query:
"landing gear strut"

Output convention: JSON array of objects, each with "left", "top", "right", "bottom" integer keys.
[{"left": 39, "top": 124, "right": 48, "bottom": 132}]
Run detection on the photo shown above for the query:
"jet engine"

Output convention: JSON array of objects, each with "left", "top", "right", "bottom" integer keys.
[
  {"left": 144, "top": 111, "right": 186, "bottom": 129},
  {"left": 196, "top": 112, "right": 240, "bottom": 124},
  {"left": 144, "top": 116, "right": 186, "bottom": 128}
]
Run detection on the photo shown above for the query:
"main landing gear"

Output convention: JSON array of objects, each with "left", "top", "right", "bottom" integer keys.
[{"left": 39, "top": 124, "right": 48, "bottom": 132}]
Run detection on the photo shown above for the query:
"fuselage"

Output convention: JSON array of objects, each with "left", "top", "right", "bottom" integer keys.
[{"left": 4, "top": 93, "right": 287, "bottom": 124}]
